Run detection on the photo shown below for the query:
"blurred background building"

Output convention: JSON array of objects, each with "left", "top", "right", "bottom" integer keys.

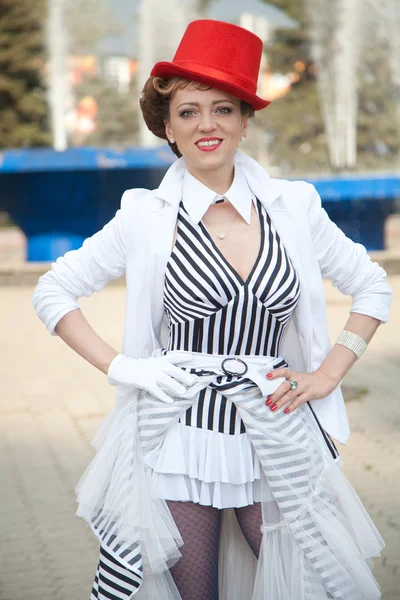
[
  {"left": 0, "top": 0, "right": 399, "bottom": 262},
  {"left": 1, "top": 0, "right": 399, "bottom": 172}
]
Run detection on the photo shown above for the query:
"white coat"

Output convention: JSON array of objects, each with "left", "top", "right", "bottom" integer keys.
[{"left": 32, "top": 151, "right": 392, "bottom": 444}]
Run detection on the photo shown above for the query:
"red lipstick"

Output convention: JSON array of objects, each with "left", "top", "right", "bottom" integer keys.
[{"left": 195, "top": 137, "right": 223, "bottom": 152}]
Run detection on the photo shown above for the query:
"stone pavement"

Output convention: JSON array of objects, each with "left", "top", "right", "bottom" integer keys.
[{"left": 0, "top": 277, "right": 399, "bottom": 600}]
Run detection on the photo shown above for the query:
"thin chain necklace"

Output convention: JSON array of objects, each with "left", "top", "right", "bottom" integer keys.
[{"left": 203, "top": 207, "right": 237, "bottom": 240}]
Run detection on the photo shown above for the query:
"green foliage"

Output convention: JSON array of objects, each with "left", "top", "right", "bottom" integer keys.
[
  {"left": 258, "top": 0, "right": 325, "bottom": 173},
  {"left": 261, "top": 0, "right": 400, "bottom": 173},
  {"left": 266, "top": 78, "right": 330, "bottom": 173},
  {"left": 0, "top": 0, "right": 51, "bottom": 148}
]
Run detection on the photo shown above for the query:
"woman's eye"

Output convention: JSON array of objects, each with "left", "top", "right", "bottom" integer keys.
[
  {"left": 179, "top": 110, "right": 196, "bottom": 118},
  {"left": 179, "top": 107, "right": 232, "bottom": 117}
]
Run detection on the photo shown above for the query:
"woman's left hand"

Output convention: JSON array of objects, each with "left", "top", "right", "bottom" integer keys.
[{"left": 265, "top": 368, "right": 340, "bottom": 413}]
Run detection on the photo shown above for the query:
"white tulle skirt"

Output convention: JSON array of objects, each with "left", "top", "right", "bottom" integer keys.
[{"left": 77, "top": 351, "right": 385, "bottom": 600}]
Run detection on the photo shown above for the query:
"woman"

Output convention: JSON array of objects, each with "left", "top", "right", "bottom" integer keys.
[{"left": 33, "top": 19, "right": 391, "bottom": 600}]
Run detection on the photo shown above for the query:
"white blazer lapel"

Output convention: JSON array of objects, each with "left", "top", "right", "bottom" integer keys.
[
  {"left": 148, "top": 159, "right": 185, "bottom": 346},
  {"left": 148, "top": 204, "right": 179, "bottom": 345}
]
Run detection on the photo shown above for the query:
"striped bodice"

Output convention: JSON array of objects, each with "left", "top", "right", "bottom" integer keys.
[
  {"left": 161, "top": 198, "right": 301, "bottom": 435},
  {"left": 164, "top": 197, "right": 300, "bottom": 356}
]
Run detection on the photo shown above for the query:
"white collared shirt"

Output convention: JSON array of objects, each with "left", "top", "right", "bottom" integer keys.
[{"left": 182, "top": 165, "right": 254, "bottom": 225}]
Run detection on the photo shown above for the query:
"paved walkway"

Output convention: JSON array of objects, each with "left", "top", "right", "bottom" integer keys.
[{"left": 0, "top": 277, "right": 399, "bottom": 599}]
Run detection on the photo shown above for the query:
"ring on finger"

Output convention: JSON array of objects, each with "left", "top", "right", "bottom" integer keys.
[{"left": 289, "top": 379, "right": 298, "bottom": 391}]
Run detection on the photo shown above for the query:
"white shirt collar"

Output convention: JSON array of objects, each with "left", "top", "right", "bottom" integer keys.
[{"left": 182, "top": 165, "right": 254, "bottom": 225}]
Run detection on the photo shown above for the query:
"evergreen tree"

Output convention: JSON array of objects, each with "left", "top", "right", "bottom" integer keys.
[
  {"left": 0, "top": 0, "right": 51, "bottom": 148},
  {"left": 260, "top": 0, "right": 328, "bottom": 174},
  {"left": 261, "top": 0, "right": 399, "bottom": 173}
]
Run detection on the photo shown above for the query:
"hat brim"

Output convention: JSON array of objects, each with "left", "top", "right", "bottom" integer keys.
[{"left": 151, "top": 62, "right": 270, "bottom": 111}]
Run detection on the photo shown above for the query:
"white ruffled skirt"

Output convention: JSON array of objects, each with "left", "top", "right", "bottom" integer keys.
[{"left": 143, "top": 422, "right": 264, "bottom": 508}]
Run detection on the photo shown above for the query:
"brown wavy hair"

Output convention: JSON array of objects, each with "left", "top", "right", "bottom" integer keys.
[{"left": 139, "top": 76, "right": 255, "bottom": 158}]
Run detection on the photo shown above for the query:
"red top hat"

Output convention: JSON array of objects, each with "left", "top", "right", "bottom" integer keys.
[{"left": 151, "top": 20, "right": 270, "bottom": 111}]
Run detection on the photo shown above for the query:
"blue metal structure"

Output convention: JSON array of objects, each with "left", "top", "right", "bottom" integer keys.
[
  {"left": 307, "top": 173, "right": 400, "bottom": 251},
  {"left": 0, "top": 147, "right": 398, "bottom": 261},
  {"left": 0, "top": 147, "right": 175, "bottom": 261}
]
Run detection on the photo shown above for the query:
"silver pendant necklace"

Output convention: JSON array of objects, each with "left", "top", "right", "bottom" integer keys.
[{"left": 203, "top": 207, "right": 237, "bottom": 240}]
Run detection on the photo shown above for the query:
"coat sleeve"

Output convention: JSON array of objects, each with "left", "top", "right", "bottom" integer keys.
[
  {"left": 304, "top": 182, "right": 392, "bottom": 324},
  {"left": 32, "top": 189, "right": 136, "bottom": 335}
]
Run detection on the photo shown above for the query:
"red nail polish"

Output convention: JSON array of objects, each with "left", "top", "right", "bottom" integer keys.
[
  {"left": 270, "top": 404, "right": 277, "bottom": 411},
  {"left": 265, "top": 398, "right": 273, "bottom": 406},
  {"left": 284, "top": 407, "right": 290, "bottom": 414},
  {"left": 266, "top": 373, "right": 273, "bottom": 379}
]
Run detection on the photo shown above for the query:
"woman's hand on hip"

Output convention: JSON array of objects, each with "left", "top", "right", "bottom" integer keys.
[{"left": 264, "top": 367, "right": 340, "bottom": 414}]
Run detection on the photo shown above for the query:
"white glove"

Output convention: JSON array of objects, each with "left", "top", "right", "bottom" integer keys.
[{"left": 107, "top": 352, "right": 196, "bottom": 404}]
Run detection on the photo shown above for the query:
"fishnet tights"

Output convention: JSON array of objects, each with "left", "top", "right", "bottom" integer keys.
[
  {"left": 234, "top": 502, "right": 263, "bottom": 559},
  {"left": 166, "top": 500, "right": 262, "bottom": 600}
]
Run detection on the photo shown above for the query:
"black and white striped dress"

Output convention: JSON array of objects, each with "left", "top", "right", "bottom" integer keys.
[
  {"left": 143, "top": 196, "right": 338, "bottom": 508},
  {"left": 89, "top": 192, "right": 341, "bottom": 599}
]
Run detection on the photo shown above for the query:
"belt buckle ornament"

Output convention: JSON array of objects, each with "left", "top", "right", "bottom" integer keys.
[{"left": 221, "top": 357, "right": 248, "bottom": 377}]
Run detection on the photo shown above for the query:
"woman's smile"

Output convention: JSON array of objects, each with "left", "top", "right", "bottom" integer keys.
[{"left": 195, "top": 136, "right": 223, "bottom": 151}]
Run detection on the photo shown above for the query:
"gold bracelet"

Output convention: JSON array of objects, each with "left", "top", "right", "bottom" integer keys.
[{"left": 335, "top": 330, "right": 367, "bottom": 359}]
